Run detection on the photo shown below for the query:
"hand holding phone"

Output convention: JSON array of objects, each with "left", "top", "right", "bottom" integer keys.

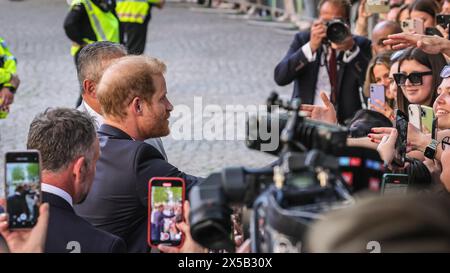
[
  {"left": 365, "top": 0, "right": 390, "bottom": 14},
  {"left": 4, "top": 151, "right": 42, "bottom": 229},
  {"left": 148, "top": 177, "right": 185, "bottom": 248}
]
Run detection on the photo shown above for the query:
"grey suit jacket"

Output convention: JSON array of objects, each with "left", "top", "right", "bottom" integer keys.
[{"left": 77, "top": 102, "right": 168, "bottom": 160}]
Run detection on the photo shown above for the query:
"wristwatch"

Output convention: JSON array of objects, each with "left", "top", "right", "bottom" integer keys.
[{"left": 424, "top": 139, "right": 439, "bottom": 160}]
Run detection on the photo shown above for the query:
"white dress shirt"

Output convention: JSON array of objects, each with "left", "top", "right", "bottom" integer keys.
[
  {"left": 83, "top": 101, "right": 104, "bottom": 129},
  {"left": 42, "top": 183, "right": 73, "bottom": 207},
  {"left": 301, "top": 42, "right": 360, "bottom": 106}
]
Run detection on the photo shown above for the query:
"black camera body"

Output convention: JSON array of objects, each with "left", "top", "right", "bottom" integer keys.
[
  {"left": 325, "top": 19, "right": 351, "bottom": 44},
  {"left": 436, "top": 14, "right": 450, "bottom": 28}
]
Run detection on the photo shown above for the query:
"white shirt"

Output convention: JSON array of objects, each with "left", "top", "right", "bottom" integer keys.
[
  {"left": 301, "top": 42, "right": 360, "bottom": 106},
  {"left": 42, "top": 183, "right": 73, "bottom": 207},
  {"left": 83, "top": 101, "right": 104, "bottom": 128}
]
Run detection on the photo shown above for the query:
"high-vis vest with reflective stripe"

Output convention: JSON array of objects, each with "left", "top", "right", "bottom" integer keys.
[
  {"left": 70, "top": 0, "right": 120, "bottom": 55},
  {"left": 116, "top": 0, "right": 160, "bottom": 24},
  {"left": 0, "top": 37, "right": 17, "bottom": 87}
]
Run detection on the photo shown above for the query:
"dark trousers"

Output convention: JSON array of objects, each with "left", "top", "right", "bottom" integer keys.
[{"left": 123, "top": 22, "right": 149, "bottom": 55}]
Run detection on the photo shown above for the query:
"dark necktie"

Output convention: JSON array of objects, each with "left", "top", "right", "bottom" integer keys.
[{"left": 329, "top": 48, "right": 337, "bottom": 104}]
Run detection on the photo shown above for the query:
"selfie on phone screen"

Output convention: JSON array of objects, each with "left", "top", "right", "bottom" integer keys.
[
  {"left": 149, "top": 178, "right": 185, "bottom": 247},
  {"left": 5, "top": 151, "right": 41, "bottom": 229}
]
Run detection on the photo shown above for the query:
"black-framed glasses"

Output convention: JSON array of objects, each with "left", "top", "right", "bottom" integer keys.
[
  {"left": 442, "top": 136, "right": 450, "bottom": 151},
  {"left": 440, "top": 65, "right": 450, "bottom": 79},
  {"left": 393, "top": 71, "right": 433, "bottom": 86}
]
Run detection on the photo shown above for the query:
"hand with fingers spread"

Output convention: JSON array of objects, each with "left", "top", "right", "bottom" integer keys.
[
  {"left": 369, "top": 99, "right": 394, "bottom": 121},
  {"left": 157, "top": 201, "right": 206, "bottom": 253},
  {"left": 377, "top": 128, "right": 398, "bottom": 165},
  {"left": 0, "top": 203, "right": 49, "bottom": 253},
  {"left": 300, "top": 92, "right": 337, "bottom": 125},
  {"left": 383, "top": 33, "right": 449, "bottom": 55},
  {"left": 367, "top": 127, "right": 394, "bottom": 143}
]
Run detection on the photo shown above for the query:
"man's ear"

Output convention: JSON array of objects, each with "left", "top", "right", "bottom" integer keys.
[
  {"left": 82, "top": 80, "right": 97, "bottom": 98},
  {"left": 72, "top": 156, "right": 86, "bottom": 189},
  {"left": 131, "top": 97, "right": 143, "bottom": 115}
]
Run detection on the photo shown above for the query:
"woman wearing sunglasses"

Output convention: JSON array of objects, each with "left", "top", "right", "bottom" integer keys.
[{"left": 394, "top": 47, "right": 446, "bottom": 114}]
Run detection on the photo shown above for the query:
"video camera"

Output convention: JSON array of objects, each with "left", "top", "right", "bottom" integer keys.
[{"left": 189, "top": 93, "right": 358, "bottom": 252}]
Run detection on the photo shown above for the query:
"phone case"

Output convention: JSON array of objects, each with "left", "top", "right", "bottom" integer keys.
[
  {"left": 408, "top": 104, "right": 422, "bottom": 131},
  {"left": 365, "top": 1, "right": 390, "bottom": 13},
  {"left": 420, "top": 105, "right": 435, "bottom": 134},
  {"left": 369, "top": 84, "right": 385, "bottom": 110},
  {"left": 147, "top": 177, "right": 186, "bottom": 249}
]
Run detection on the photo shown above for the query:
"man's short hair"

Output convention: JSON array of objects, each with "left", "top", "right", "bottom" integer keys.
[
  {"left": 318, "top": 0, "right": 352, "bottom": 20},
  {"left": 27, "top": 108, "right": 97, "bottom": 172},
  {"left": 76, "top": 41, "right": 127, "bottom": 92},
  {"left": 96, "top": 55, "right": 167, "bottom": 120}
]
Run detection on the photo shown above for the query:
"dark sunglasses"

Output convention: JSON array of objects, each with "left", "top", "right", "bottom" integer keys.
[
  {"left": 393, "top": 71, "right": 433, "bottom": 86},
  {"left": 443, "top": 136, "right": 450, "bottom": 151},
  {"left": 440, "top": 65, "right": 450, "bottom": 79}
]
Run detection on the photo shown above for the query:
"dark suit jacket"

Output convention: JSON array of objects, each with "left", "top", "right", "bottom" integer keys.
[
  {"left": 274, "top": 31, "right": 372, "bottom": 124},
  {"left": 43, "top": 192, "right": 126, "bottom": 253},
  {"left": 74, "top": 124, "right": 202, "bottom": 253}
]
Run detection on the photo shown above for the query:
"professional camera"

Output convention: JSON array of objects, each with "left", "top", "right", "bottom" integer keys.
[
  {"left": 325, "top": 19, "right": 351, "bottom": 44},
  {"left": 189, "top": 151, "right": 354, "bottom": 252},
  {"left": 189, "top": 93, "right": 355, "bottom": 252},
  {"left": 246, "top": 92, "right": 349, "bottom": 156}
]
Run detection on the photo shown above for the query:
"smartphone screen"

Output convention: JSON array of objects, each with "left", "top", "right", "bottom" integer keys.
[
  {"left": 148, "top": 177, "right": 185, "bottom": 247},
  {"left": 393, "top": 110, "right": 408, "bottom": 167},
  {"left": 365, "top": 0, "right": 389, "bottom": 13},
  {"left": 382, "top": 174, "right": 409, "bottom": 195},
  {"left": 369, "top": 84, "right": 385, "bottom": 110},
  {"left": 4, "top": 151, "right": 41, "bottom": 229}
]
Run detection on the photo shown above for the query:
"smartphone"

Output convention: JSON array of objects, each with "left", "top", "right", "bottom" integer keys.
[
  {"left": 408, "top": 104, "right": 422, "bottom": 130},
  {"left": 436, "top": 14, "right": 450, "bottom": 28},
  {"left": 148, "top": 177, "right": 185, "bottom": 248},
  {"left": 393, "top": 110, "right": 408, "bottom": 167},
  {"left": 365, "top": 0, "right": 390, "bottom": 13},
  {"left": 4, "top": 151, "right": 42, "bottom": 229},
  {"left": 369, "top": 84, "right": 385, "bottom": 110},
  {"left": 420, "top": 105, "right": 435, "bottom": 134},
  {"left": 381, "top": 173, "right": 409, "bottom": 195},
  {"left": 401, "top": 18, "right": 424, "bottom": 34},
  {"left": 425, "top": 27, "right": 443, "bottom": 37},
  {"left": 432, "top": 117, "right": 438, "bottom": 140}
]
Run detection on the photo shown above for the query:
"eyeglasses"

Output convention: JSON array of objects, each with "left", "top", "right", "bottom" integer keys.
[
  {"left": 443, "top": 136, "right": 450, "bottom": 151},
  {"left": 440, "top": 65, "right": 450, "bottom": 79},
  {"left": 393, "top": 71, "right": 433, "bottom": 86}
]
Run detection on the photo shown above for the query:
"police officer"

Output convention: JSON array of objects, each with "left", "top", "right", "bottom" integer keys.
[
  {"left": 116, "top": 0, "right": 165, "bottom": 55},
  {"left": 0, "top": 37, "right": 20, "bottom": 117},
  {"left": 64, "top": 0, "right": 123, "bottom": 64}
]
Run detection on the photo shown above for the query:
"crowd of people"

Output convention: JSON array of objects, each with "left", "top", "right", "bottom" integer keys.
[{"left": 1, "top": 0, "right": 450, "bottom": 253}]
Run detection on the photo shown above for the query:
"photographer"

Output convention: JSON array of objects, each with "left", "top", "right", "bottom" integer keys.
[{"left": 274, "top": 0, "right": 372, "bottom": 124}]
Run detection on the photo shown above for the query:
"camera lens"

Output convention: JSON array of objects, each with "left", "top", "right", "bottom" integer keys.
[{"left": 326, "top": 20, "right": 350, "bottom": 44}]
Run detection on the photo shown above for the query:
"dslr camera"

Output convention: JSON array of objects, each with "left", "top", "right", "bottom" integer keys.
[{"left": 324, "top": 19, "right": 351, "bottom": 44}]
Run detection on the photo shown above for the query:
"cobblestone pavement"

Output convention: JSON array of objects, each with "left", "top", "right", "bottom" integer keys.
[{"left": 0, "top": 0, "right": 295, "bottom": 192}]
